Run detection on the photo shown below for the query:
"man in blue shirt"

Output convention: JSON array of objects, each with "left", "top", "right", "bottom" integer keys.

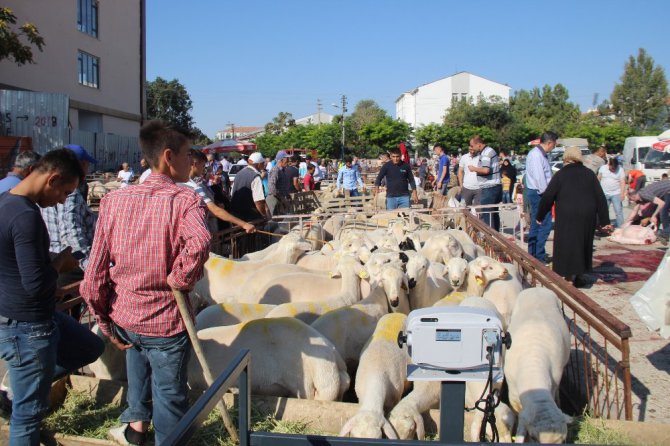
[
  {"left": 432, "top": 145, "right": 450, "bottom": 195},
  {"left": 525, "top": 131, "right": 557, "bottom": 263},
  {"left": 337, "top": 156, "right": 364, "bottom": 196},
  {"left": 0, "top": 151, "right": 41, "bottom": 194}
]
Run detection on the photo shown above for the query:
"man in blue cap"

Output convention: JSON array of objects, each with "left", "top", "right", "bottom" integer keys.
[{"left": 41, "top": 144, "right": 98, "bottom": 287}]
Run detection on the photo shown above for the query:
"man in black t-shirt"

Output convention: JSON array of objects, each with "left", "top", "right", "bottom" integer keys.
[{"left": 374, "top": 148, "right": 418, "bottom": 209}]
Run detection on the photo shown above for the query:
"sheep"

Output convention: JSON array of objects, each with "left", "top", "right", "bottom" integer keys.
[
  {"left": 261, "top": 255, "right": 368, "bottom": 324},
  {"left": 291, "top": 222, "right": 325, "bottom": 250},
  {"left": 405, "top": 254, "right": 452, "bottom": 309},
  {"left": 368, "top": 262, "right": 410, "bottom": 315},
  {"left": 195, "top": 302, "right": 276, "bottom": 330},
  {"left": 192, "top": 233, "right": 312, "bottom": 304},
  {"left": 237, "top": 263, "right": 330, "bottom": 302},
  {"left": 189, "top": 317, "right": 350, "bottom": 400},
  {"left": 339, "top": 313, "right": 409, "bottom": 439},
  {"left": 387, "top": 381, "right": 438, "bottom": 440},
  {"left": 311, "top": 267, "right": 410, "bottom": 370},
  {"left": 445, "top": 228, "right": 486, "bottom": 260},
  {"left": 482, "top": 262, "right": 523, "bottom": 328},
  {"left": 419, "top": 232, "right": 464, "bottom": 264},
  {"left": 460, "top": 256, "right": 510, "bottom": 297},
  {"left": 504, "top": 288, "right": 571, "bottom": 444}
]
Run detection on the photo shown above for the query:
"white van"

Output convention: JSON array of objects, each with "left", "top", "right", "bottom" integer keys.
[{"left": 622, "top": 136, "right": 668, "bottom": 182}]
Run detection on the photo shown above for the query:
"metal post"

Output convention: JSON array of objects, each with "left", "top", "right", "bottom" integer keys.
[
  {"left": 340, "top": 94, "right": 347, "bottom": 160},
  {"left": 439, "top": 381, "right": 465, "bottom": 444},
  {"left": 240, "top": 362, "right": 251, "bottom": 446}
]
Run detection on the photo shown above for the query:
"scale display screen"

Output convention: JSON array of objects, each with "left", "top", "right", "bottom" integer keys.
[{"left": 435, "top": 329, "right": 461, "bottom": 342}]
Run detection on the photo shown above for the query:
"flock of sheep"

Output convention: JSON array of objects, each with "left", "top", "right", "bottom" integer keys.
[{"left": 88, "top": 211, "right": 573, "bottom": 443}]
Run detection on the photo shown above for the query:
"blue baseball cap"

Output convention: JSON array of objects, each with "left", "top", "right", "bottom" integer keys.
[
  {"left": 64, "top": 144, "right": 98, "bottom": 164},
  {"left": 275, "top": 150, "right": 288, "bottom": 161}
]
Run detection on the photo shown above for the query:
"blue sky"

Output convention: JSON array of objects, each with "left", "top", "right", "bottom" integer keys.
[{"left": 146, "top": 0, "right": 669, "bottom": 138}]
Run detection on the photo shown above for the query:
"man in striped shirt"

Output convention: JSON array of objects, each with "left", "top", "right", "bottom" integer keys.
[
  {"left": 81, "top": 121, "right": 211, "bottom": 446},
  {"left": 468, "top": 135, "right": 502, "bottom": 231}
]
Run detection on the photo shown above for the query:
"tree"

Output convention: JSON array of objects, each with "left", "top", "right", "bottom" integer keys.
[
  {"left": 264, "top": 112, "right": 295, "bottom": 135},
  {"left": 0, "top": 7, "right": 45, "bottom": 65},
  {"left": 358, "top": 117, "right": 412, "bottom": 155},
  {"left": 190, "top": 127, "right": 212, "bottom": 146},
  {"left": 146, "top": 77, "right": 194, "bottom": 131},
  {"left": 347, "top": 99, "right": 388, "bottom": 140},
  {"left": 510, "top": 84, "right": 580, "bottom": 135},
  {"left": 304, "top": 123, "right": 342, "bottom": 159},
  {"left": 611, "top": 48, "right": 669, "bottom": 131}
]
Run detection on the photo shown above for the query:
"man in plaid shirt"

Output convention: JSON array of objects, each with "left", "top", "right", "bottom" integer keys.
[{"left": 81, "top": 121, "right": 211, "bottom": 446}]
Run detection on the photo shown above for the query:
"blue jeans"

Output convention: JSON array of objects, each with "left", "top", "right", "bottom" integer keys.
[
  {"left": 606, "top": 194, "right": 624, "bottom": 228},
  {"left": 479, "top": 185, "right": 502, "bottom": 231},
  {"left": 347, "top": 188, "right": 360, "bottom": 197},
  {"left": 502, "top": 190, "right": 512, "bottom": 204},
  {"left": 439, "top": 181, "right": 449, "bottom": 196},
  {"left": 386, "top": 195, "right": 410, "bottom": 210},
  {"left": 0, "top": 312, "right": 104, "bottom": 446},
  {"left": 527, "top": 188, "right": 553, "bottom": 262},
  {"left": 115, "top": 327, "right": 191, "bottom": 445}
]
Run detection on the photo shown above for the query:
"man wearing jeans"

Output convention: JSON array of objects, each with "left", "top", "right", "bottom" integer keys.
[
  {"left": 336, "top": 156, "right": 364, "bottom": 197},
  {"left": 525, "top": 131, "right": 557, "bottom": 263},
  {"left": 374, "top": 148, "right": 418, "bottom": 209},
  {"left": 432, "top": 145, "right": 450, "bottom": 195},
  {"left": 82, "top": 121, "right": 211, "bottom": 446},
  {"left": 468, "top": 135, "right": 502, "bottom": 230},
  {"left": 597, "top": 158, "right": 626, "bottom": 228},
  {"left": 0, "top": 149, "right": 104, "bottom": 445}
]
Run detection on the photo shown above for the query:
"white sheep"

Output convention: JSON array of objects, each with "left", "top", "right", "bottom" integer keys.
[
  {"left": 482, "top": 262, "right": 523, "bottom": 329},
  {"left": 189, "top": 317, "right": 350, "bottom": 400},
  {"left": 405, "top": 254, "right": 452, "bottom": 309},
  {"left": 387, "top": 381, "right": 438, "bottom": 440},
  {"left": 262, "top": 256, "right": 369, "bottom": 324},
  {"left": 192, "top": 233, "right": 312, "bottom": 304},
  {"left": 445, "top": 228, "right": 486, "bottom": 261},
  {"left": 504, "top": 288, "right": 571, "bottom": 443},
  {"left": 460, "top": 256, "right": 510, "bottom": 297},
  {"left": 420, "top": 233, "right": 464, "bottom": 264},
  {"left": 339, "top": 313, "right": 409, "bottom": 439},
  {"left": 194, "top": 302, "right": 276, "bottom": 330}
]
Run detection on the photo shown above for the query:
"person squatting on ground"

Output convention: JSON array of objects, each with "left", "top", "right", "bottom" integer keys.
[
  {"left": 525, "top": 131, "right": 557, "bottom": 263},
  {"left": 81, "top": 121, "right": 212, "bottom": 446},
  {"left": 0, "top": 148, "right": 104, "bottom": 446},
  {"left": 467, "top": 135, "right": 502, "bottom": 231},
  {"left": 374, "top": 147, "right": 418, "bottom": 210}
]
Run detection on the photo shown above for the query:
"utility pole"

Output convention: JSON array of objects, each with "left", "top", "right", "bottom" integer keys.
[
  {"left": 226, "top": 122, "right": 235, "bottom": 139},
  {"left": 317, "top": 99, "right": 322, "bottom": 124},
  {"left": 340, "top": 94, "right": 347, "bottom": 160}
]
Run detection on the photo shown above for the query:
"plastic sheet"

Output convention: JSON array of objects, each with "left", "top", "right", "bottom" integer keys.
[{"left": 629, "top": 251, "right": 670, "bottom": 338}]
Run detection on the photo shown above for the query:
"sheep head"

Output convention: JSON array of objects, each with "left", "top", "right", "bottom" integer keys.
[
  {"left": 405, "top": 254, "right": 430, "bottom": 289},
  {"left": 388, "top": 401, "right": 425, "bottom": 440},
  {"left": 516, "top": 396, "right": 572, "bottom": 444},
  {"left": 339, "top": 410, "right": 398, "bottom": 439},
  {"left": 445, "top": 257, "right": 468, "bottom": 288},
  {"left": 378, "top": 263, "right": 409, "bottom": 310},
  {"left": 469, "top": 256, "right": 509, "bottom": 289}
]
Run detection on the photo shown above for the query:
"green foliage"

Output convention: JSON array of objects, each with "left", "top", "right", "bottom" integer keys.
[
  {"left": 0, "top": 7, "right": 45, "bottom": 65},
  {"left": 510, "top": 84, "right": 580, "bottom": 135},
  {"left": 444, "top": 95, "right": 512, "bottom": 131},
  {"left": 264, "top": 112, "right": 296, "bottom": 135},
  {"left": 611, "top": 48, "right": 669, "bottom": 131},
  {"left": 146, "top": 77, "right": 194, "bottom": 131},
  {"left": 191, "top": 127, "right": 213, "bottom": 146},
  {"left": 304, "top": 122, "right": 342, "bottom": 159},
  {"left": 359, "top": 116, "right": 412, "bottom": 156}
]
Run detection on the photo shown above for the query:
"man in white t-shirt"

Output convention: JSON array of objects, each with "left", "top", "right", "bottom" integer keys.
[
  {"left": 598, "top": 157, "right": 626, "bottom": 227},
  {"left": 457, "top": 145, "right": 480, "bottom": 205},
  {"left": 117, "top": 163, "right": 134, "bottom": 188}
]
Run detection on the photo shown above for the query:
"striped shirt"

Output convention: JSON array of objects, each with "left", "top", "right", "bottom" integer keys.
[
  {"left": 80, "top": 173, "right": 211, "bottom": 337},
  {"left": 477, "top": 146, "right": 501, "bottom": 188}
]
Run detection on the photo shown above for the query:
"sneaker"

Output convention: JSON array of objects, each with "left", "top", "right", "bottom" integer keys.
[{"left": 108, "top": 424, "right": 147, "bottom": 446}]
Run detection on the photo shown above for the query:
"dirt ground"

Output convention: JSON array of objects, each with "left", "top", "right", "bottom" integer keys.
[{"left": 538, "top": 210, "right": 670, "bottom": 424}]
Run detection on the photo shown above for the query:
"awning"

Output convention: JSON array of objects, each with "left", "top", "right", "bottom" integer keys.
[{"left": 200, "top": 139, "right": 257, "bottom": 154}]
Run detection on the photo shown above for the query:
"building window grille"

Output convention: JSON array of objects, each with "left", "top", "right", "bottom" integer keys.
[
  {"left": 77, "top": 0, "right": 98, "bottom": 37},
  {"left": 78, "top": 51, "right": 100, "bottom": 88}
]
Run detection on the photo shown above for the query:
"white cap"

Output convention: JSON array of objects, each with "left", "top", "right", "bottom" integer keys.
[{"left": 248, "top": 152, "right": 264, "bottom": 164}]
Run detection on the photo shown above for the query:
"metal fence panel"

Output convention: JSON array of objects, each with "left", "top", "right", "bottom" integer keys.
[{"left": 0, "top": 90, "right": 69, "bottom": 148}]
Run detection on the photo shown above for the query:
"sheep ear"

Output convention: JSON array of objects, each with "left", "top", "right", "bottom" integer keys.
[
  {"left": 414, "top": 413, "right": 425, "bottom": 440},
  {"left": 329, "top": 270, "right": 342, "bottom": 278},
  {"left": 382, "top": 418, "right": 399, "bottom": 439}
]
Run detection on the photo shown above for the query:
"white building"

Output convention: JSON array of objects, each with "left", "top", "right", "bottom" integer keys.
[
  {"left": 216, "top": 126, "right": 264, "bottom": 141},
  {"left": 295, "top": 112, "right": 334, "bottom": 126},
  {"left": 396, "top": 71, "right": 511, "bottom": 128},
  {"left": 0, "top": 0, "right": 145, "bottom": 136}
]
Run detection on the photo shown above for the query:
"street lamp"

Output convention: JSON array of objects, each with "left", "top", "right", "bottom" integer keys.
[{"left": 332, "top": 95, "right": 347, "bottom": 160}]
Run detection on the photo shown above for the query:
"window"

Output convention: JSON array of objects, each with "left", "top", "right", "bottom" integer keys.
[
  {"left": 451, "top": 93, "right": 458, "bottom": 103},
  {"left": 461, "top": 93, "right": 467, "bottom": 100},
  {"left": 78, "top": 51, "right": 100, "bottom": 88},
  {"left": 77, "top": 0, "right": 98, "bottom": 37}
]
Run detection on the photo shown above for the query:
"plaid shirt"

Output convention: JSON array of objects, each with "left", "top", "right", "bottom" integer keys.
[
  {"left": 41, "top": 184, "right": 97, "bottom": 270},
  {"left": 80, "top": 173, "right": 211, "bottom": 337}
]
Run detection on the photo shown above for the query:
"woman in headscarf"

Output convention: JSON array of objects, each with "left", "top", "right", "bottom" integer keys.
[{"left": 536, "top": 147, "right": 611, "bottom": 287}]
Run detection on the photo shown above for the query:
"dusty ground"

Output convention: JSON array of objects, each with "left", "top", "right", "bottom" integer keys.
[{"left": 536, "top": 206, "right": 670, "bottom": 424}]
